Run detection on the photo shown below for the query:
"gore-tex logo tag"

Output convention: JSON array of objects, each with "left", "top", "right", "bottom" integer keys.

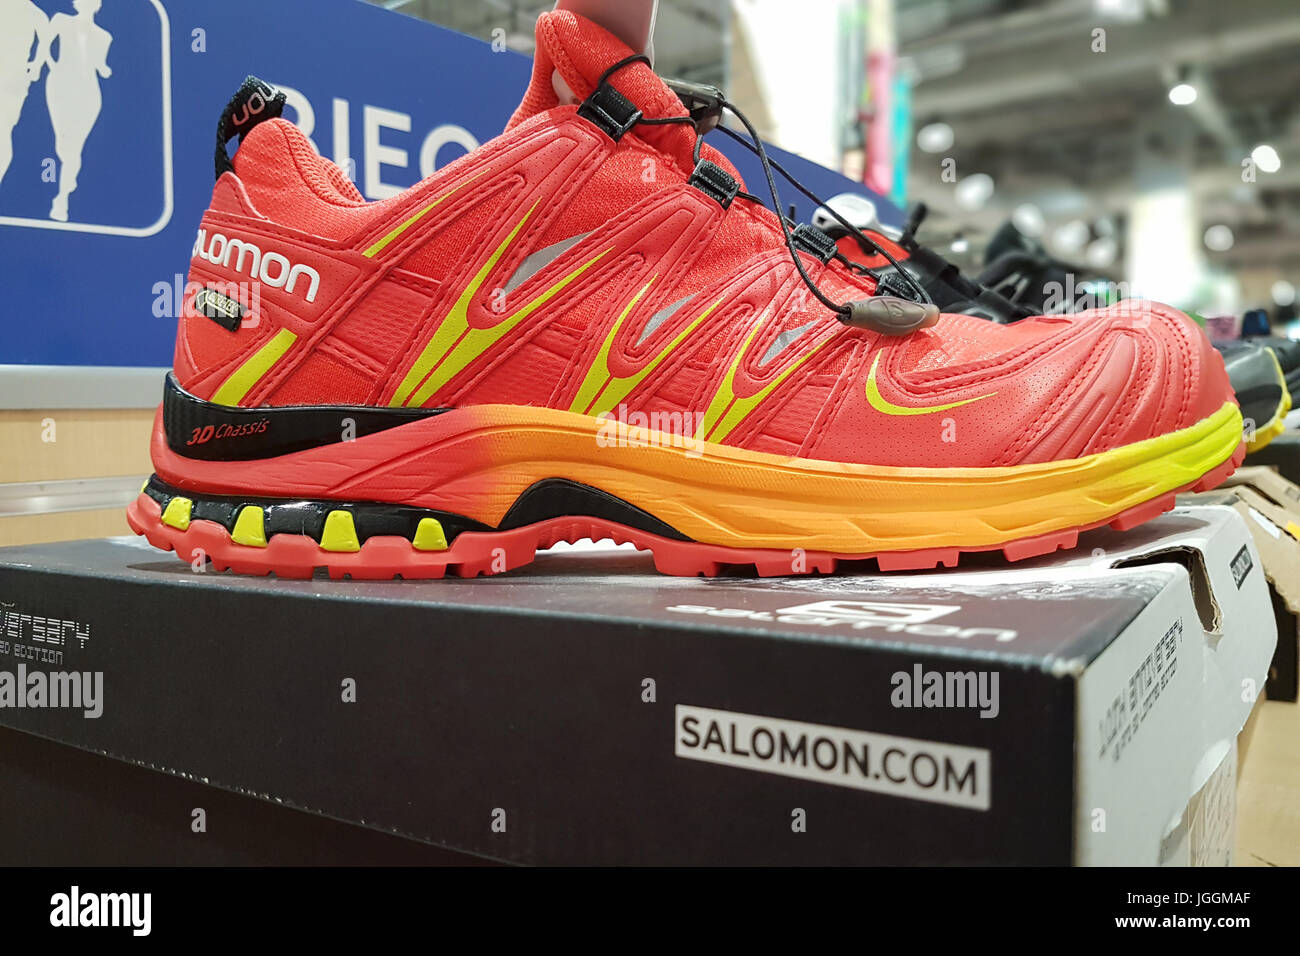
[{"left": 194, "top": 287, "right": 244, "bottom": 331}]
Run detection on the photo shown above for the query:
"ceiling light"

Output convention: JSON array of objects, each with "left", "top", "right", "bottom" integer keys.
[
  {"left": 916, "top": 122, "right": 954, "bottom": 154},
  {"left": 1053, "top": 219, "right": 1089, "bottom": 255},
  {"left": 1251, "top": 144, "right": 1281, "bottom": 173},
  {"left": 1094, "top": 0, "right": 1144, "bottom": 21},
  {"left": 950, "top": 236, "right": 969, "bottom": 255},
  {"left": 954, "top": 173, "right": 994, "bottom": 210},
  {"left": 1203, "top": 224, "right": 1234, "bottom": 252},
  {"left": 1272, "top": 280, "right": 1297, "bottom": 307},
  {"left": 1012, "top": 203, "right": 1045, "bottom": 237},
  {"left": 1168, "top": 83, "right": 1197, "bottom": 106},
  {"left": 1086, "top": 237, "right": 1118, "bottom": 269}
]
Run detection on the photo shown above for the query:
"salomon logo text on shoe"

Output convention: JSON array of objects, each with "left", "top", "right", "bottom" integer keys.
[{"left": 193, "top": 229, "right": 320, "bottom": 302}]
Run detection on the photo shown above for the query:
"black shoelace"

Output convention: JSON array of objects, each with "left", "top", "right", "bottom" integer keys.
[{"left": 590, "top": 54, "right": 936, "bottom": 329}]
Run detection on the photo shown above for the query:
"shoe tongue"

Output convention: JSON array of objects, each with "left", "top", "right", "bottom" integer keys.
[
  {"left": 835, "top": 230, "right": 913, "bottom": 270},
  {"left": 507, "top": 10, "right": 740, "bottom": 182}
]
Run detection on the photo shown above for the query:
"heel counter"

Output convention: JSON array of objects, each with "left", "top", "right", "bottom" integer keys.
[
  {"left": 171, "top": 173, "right": 266, "bottom": 398},
  {"left": 173, "top": 76, "right": 367, "bottom": 406},
  {"left": 173, "top": 174, "right": 371, "bottom": 408}
]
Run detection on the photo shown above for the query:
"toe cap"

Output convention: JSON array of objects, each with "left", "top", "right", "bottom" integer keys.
[
  {"left": 1080, "top": 301, "right": 1234, "bottom": 455},
  {"left": 1019, "top": 301, "right": 1236, "bottom": 463}
]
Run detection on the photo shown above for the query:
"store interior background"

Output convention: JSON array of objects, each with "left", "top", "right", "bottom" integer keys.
[
  {"left": 379, "top": 0, "right": 1300, "bottom": 331},
  {"left": 0, "top": 0, "right": 1295, "bottom": 867}
]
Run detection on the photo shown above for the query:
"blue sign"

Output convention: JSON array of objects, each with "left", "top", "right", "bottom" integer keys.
[{"left": 0, "top": 0, "right": 897, "bottom": 369}]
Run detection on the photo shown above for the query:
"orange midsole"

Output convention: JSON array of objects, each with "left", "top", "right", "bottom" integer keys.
[{"left": 152, "top": 401, "right": 1242, "bottom": 553}]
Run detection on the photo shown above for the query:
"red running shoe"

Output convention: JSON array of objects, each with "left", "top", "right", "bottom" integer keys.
[{"left": 128, "top": 10, "right": 1243, "bottom": 578}]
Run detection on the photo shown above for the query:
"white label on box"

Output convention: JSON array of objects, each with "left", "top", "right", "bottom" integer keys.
[
  {"left": 675, "top": 704, "right": 991, "bottom": 810},
  {"left": 1248, "top": 507, "right": 1282, "bottom": 539}
]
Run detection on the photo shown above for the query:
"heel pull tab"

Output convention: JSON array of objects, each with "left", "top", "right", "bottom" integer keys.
[{"left": 214, "top": 76, "right": 287, "bottom": 180}]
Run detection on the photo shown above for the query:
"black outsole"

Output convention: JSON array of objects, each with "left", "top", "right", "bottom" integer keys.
[{"left": 143, "top": 474, "right": 689, "bottom": 548}]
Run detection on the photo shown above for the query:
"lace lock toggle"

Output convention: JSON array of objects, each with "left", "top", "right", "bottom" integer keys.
[{"left": 841, "top": 298, "right": 940, "bottom": 335}]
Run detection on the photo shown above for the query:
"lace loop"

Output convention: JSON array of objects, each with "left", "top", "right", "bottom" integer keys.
[{"left": 585, "top": 53, "right": 936, "bottom": 330}]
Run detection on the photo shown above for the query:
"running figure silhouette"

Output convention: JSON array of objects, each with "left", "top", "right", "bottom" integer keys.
[
  {"left": 0, "top": 0, "right": 49, "bottom": 190},
  {"left": 30, "top": 0, "right": 112, "bottom": 222}
]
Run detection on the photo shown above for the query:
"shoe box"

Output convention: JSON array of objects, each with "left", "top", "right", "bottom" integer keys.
[
  {"left": 1246, "top": 429, "right": 1300, "bottom": 486},
  {"left": 1184, "top": 466, "right": 1300, "bottom": 701},
  {"left": 0, "top": 505, "right": 1273, "bottom": 865}
]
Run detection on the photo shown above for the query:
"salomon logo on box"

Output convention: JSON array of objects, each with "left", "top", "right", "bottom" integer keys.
[
  {"left": 675, "top": 705, "right": 990, "bottom": 810},
  {"left": 666, "top": 600, "right": 1019, "bottom": 642},
  {"left": 1230, "top": 544, "right": 1253, "bottom": 589}
]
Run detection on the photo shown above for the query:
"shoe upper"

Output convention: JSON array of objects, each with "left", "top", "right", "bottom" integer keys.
[
  {"left": 1256, "top": 336, "right": 1300, "bottom": 396},
  {"left": 1212, "top": 340, "right": 1286, "bottom": 432},
  {"left": 171, "top": 9, "right": 1235, "bottom": 470},
  {"left": 825, "top": 207, "right": 1032, "bottom": 324}
]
